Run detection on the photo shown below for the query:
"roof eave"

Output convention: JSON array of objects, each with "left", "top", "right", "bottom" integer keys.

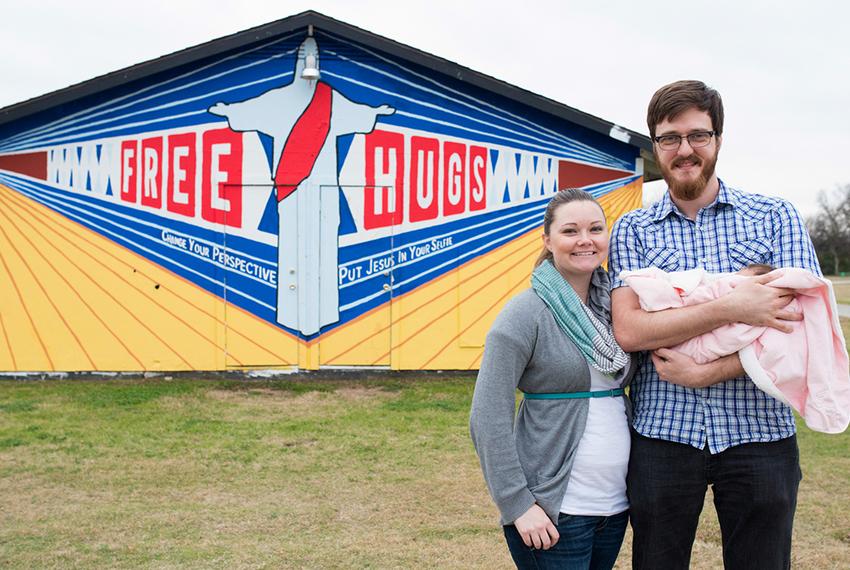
[{"left": 0, "top": 10, "right": 658, "bottom": 178}]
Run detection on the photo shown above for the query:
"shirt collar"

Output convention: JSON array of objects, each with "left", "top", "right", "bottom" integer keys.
[
  {"left": 714, "top": 179, "right": 737, "bottom": 208},
  {"left": 651, "top": 178, "right": 736, "bottom": 222},
  {"left": 651, "top": 192, "right": 676, "bottom": 222}
]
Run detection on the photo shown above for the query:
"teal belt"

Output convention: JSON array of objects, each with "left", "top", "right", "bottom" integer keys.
[{"left": 523, "top": 388, "right": 625, "bottom": 400}]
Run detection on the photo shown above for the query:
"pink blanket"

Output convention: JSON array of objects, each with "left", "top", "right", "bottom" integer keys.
[{"left": 621, "top": 267, "right": 850, "bottom": 434}]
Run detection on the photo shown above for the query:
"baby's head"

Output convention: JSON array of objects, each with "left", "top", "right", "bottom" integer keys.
[{"left": 737, "top": 263, "right": 774, "bottom": 276}]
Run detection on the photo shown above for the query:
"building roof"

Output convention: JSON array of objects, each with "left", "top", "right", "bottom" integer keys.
[{"left": 0, "top": 10, "right": 659, "bottom": 180}]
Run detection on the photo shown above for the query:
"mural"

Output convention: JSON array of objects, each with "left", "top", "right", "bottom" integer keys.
[
  {"left": 0, "top": 27, "right": 644, "bottom": 372},
  {"left": 210, "top": 37, "right": 395, "bottom": 335}
]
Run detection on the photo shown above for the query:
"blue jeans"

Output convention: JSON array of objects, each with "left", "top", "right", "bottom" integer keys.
[
  {"left": 503, "top": 510, "right": 628, "bottom": 570},
  {"left": 627, "top": 432, "right": 801, "bottom": 570}
]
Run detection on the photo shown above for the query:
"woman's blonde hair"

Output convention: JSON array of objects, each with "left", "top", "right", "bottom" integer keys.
[{"left": 534, "top": 188, "right": 606, "bottom": 268}]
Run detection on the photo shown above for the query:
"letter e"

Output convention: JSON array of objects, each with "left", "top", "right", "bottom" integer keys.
[
  {"left": 202, "top": 128, "right": 243, "bottom": 228},
  {"left": 167, "top": 132, "right": 196, "bottom": 217}
]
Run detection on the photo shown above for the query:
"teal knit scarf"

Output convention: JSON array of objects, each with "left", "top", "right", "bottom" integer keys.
[{"left": 531, "top": 260, "right": 629, "bottom": 374}]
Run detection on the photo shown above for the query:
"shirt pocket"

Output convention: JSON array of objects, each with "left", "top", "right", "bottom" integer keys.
[
  {"left": 728, "top": 238, "right": 772, "bottom": 269},
  {"left": 644, "top": 247, "right": 682, "bottom": 272}
]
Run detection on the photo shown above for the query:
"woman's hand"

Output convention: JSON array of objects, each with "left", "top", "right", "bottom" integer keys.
[
  {"left": 652, "top": 348, "right": 744, "bottom": 388},
  {"left": 514, "top": 504, "right": 559, "bottom": 550}
]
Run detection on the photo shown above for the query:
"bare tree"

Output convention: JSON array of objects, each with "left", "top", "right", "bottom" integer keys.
[{"left": 807, "top": 184, "right": 850, "bottom": 275}]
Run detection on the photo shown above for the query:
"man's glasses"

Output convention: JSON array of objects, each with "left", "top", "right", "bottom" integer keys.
[{"left": 653, "top": 131, "right": 715, "bottom": 151}]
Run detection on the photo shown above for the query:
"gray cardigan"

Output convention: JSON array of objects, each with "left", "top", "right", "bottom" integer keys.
[{"left": 469, "top": 274, "right": 634, "bottom": 526}]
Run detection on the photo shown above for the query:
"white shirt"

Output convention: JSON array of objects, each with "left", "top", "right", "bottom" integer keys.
[{"left": 559, "top": 366, "right": 630, "bottom": 516}]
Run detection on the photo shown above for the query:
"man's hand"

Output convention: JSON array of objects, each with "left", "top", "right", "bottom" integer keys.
[
  {"left": 514, "top": 504, "right": 559, "bottom": 550},
  {"left": 612, "top": 273, "right": 801, "bottom": 353},
  {"left": 652, "top": 348, "right": 745, "bottom": 388},
  {"left": 720, "top": 273, "right": 801, "bottom": 332}
]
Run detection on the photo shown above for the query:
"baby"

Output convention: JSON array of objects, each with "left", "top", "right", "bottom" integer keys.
[
  {"left": 738, "top": 263, "right": 774, "bottom": 276},
  {"left": 620, "top": 264, "right": 850, "bottom": 434}
]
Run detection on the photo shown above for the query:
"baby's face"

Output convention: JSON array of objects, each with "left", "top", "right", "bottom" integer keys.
[{"left": 737, "top": 267, "right": 759, "bottom": 277}]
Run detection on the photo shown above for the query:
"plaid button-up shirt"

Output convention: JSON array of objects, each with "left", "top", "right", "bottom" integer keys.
[{"left": 609, "top": 180, "right": 821, "bottom": 452}]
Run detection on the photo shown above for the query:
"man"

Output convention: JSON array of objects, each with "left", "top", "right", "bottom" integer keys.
[{"left": 609, "top": 80, "right": 820, "bottom": 569}]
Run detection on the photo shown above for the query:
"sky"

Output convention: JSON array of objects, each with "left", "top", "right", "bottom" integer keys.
[{"left": 1, "top": 0, "right": 847, "bottom": 217}]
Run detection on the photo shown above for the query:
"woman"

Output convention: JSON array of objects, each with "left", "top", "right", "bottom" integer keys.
[{"left": 470, "top": 189, "right": 634, "bottom": 569}]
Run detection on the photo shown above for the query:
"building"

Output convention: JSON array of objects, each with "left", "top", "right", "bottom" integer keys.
[{"left": 0, "top": 11, "right": 658, "bottom": 372}]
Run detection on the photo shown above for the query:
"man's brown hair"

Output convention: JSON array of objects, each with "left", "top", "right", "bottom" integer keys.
[{"left": 647, "top": 80, "right": 724, "bottom": 139}]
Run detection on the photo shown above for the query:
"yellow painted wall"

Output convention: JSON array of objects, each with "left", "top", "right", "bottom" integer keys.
[
  {"left": 0, "top": 179, "right": 641, "bottom": 372},
  {"left": 0, "top": 183, "right": 297, "bottom": 372}
]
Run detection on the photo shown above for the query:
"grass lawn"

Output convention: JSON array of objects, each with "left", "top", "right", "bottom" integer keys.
[
  {"left": 1, "top": 373, "right": 848, "bottom": 569},
  {"left": 827, "top": 276, "right": 850, "bottom": 305}
]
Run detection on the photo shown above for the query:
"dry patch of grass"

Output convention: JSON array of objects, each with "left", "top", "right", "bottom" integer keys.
[
  {"left": 827, "top": 277, "right": 850, "bottom": 305},
  {"left": 0, "top": 375, "right": 847, "bottom": 569},
  {"left": 0, "top": 377, "right": 504, "bottom": 568}
]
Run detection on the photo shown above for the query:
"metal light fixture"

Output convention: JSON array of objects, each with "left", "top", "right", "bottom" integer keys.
[
  {"left": 301, "top": 25, "right": 320, "bottom": 81},
  {"left": 301, "top": 53, "right": 320, "bottom": 81}
]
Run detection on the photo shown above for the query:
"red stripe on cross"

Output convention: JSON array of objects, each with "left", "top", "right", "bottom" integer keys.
[{"left": 274, "top": 82, "right": 332, "bottom": 201}]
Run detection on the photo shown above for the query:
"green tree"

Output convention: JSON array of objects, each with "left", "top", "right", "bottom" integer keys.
[{"left": 806, "top": 184, "right": 850, "bottom": 275}]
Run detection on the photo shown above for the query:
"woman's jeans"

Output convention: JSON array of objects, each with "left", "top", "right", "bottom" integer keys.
[
  {"left": 627, "top": 432, "right": 801, "bottom": 570},
  {"left": 503, "top": 510, "right": 628, "bottom": 570}
]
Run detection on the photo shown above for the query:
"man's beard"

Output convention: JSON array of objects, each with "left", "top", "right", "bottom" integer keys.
[{"left": 660, "top": 151, "right": 718, "bottom": 201}]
